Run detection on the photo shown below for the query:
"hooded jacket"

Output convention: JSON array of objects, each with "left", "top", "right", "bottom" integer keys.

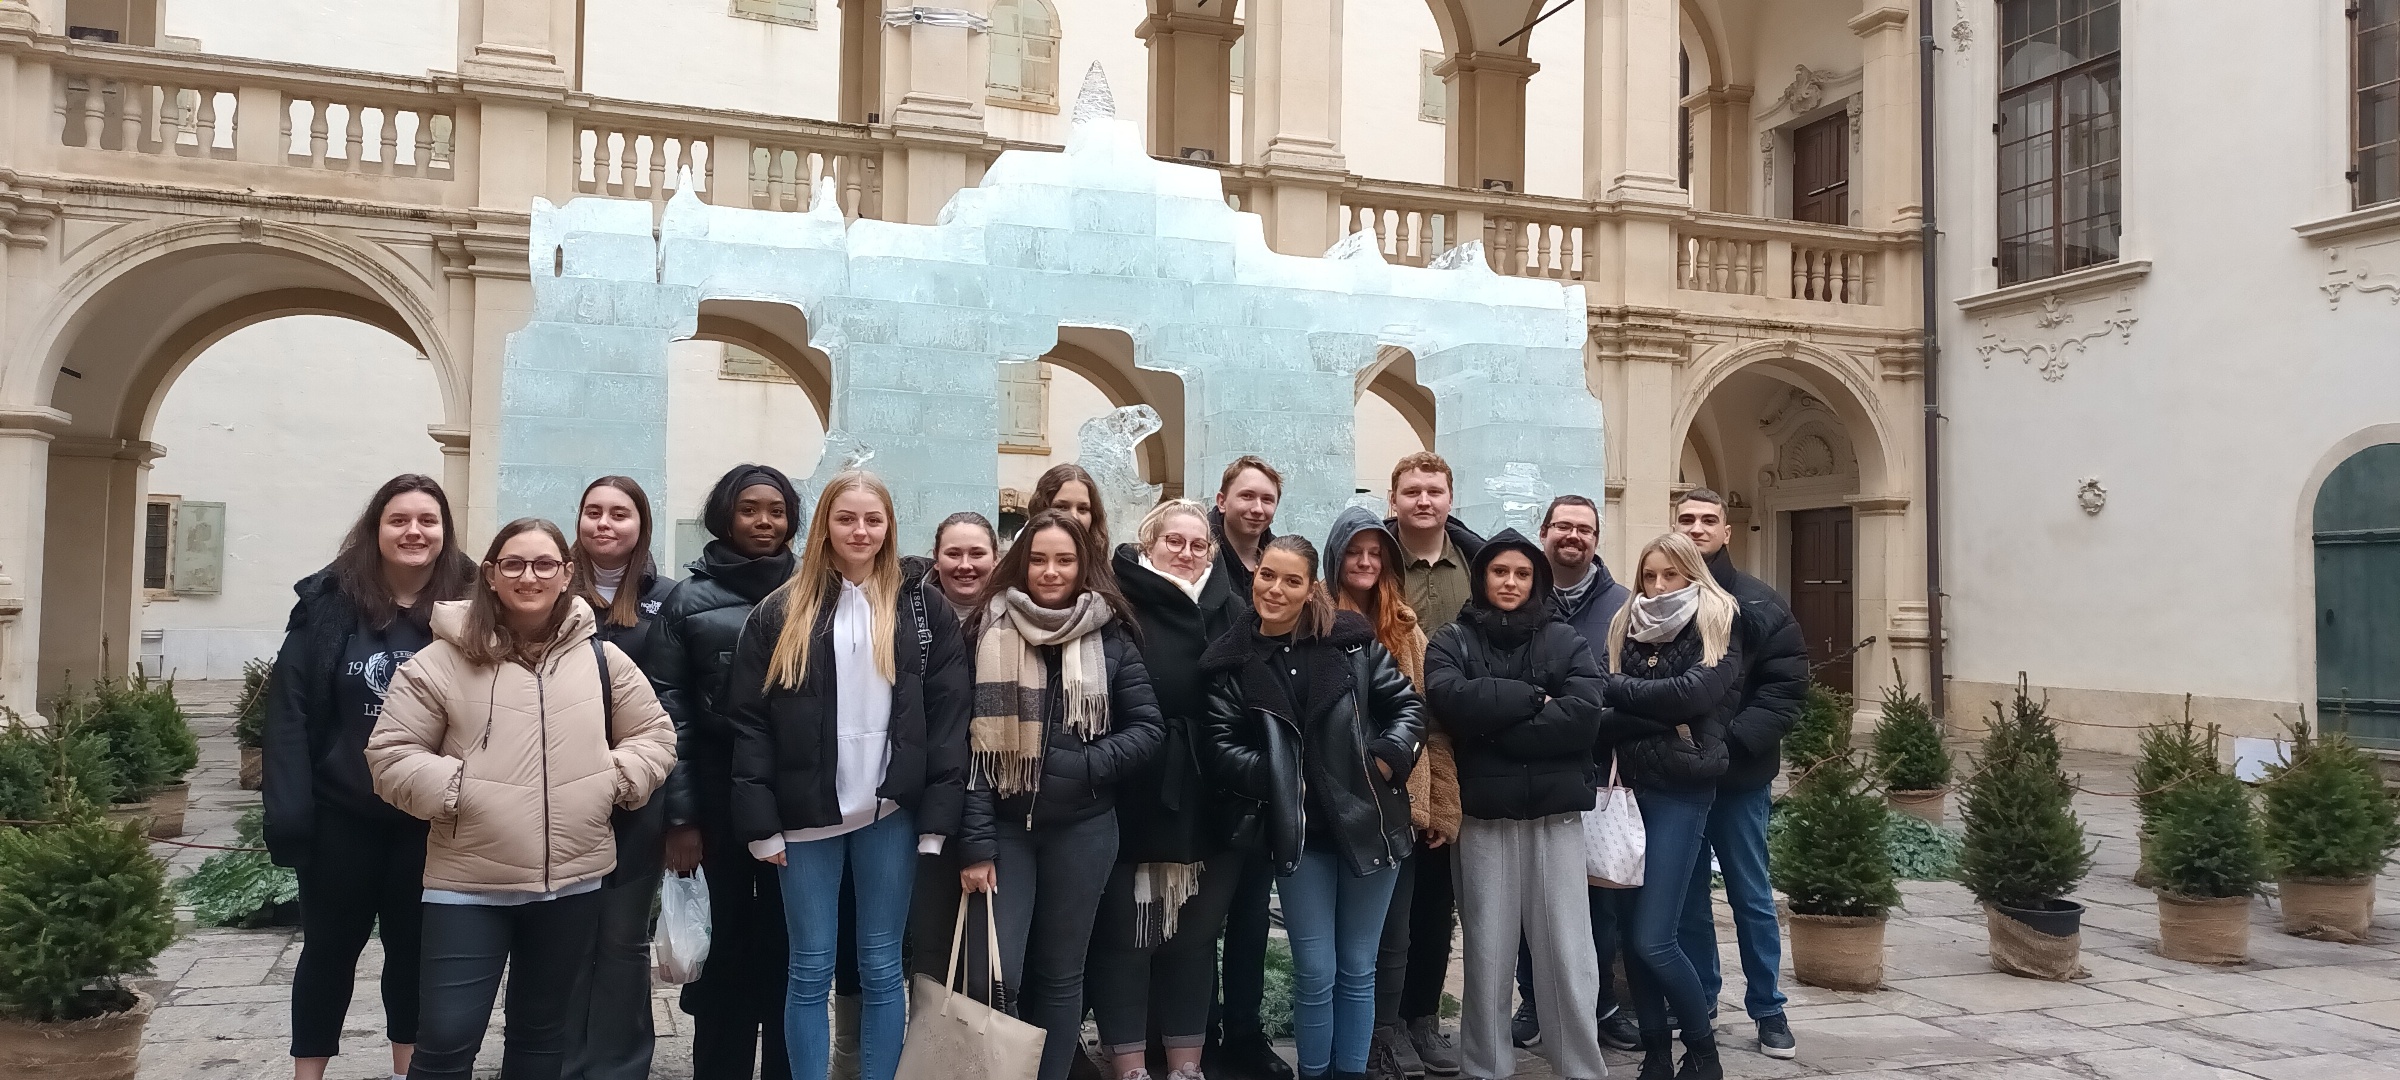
[
  {"left": 1201, "top": 610, "right": 1425, "bottom": 878},
  {"left": 1112, "top": 543, "right": 1248, "bottom": 865},
  {"left": 1704, "top": 548, "right": 1810, "bottom": 791},
  {"left": 647, "top": 540, "right": 798, "bottom": 845},
  {"left": 1324, "top": 506, "right": 1461, "bottom": 842},
  {"left": 261, "top": 569, "right": 407, "bottom": 865},
  {"left": 365, "top": 598, "right": 678, "bottom": 894},
  {"left": 1423, "top": 529, "right": 1607, "bottom": 821}
]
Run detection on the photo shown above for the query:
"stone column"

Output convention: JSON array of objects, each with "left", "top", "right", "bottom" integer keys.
[
  {"left": 457, "top": 0, "right": 577, "bottom": 85},
  {"left": 1137, "top": 7, "right": 1241, "bottom": 163},
  {"left": 879, "top": 0, "right": 995, "bottom": 225},
  {"left": 1680, "top": 83, "right": 1752, "bottom": 214},
  {"left": 838, "top": 0, "right": 886, "bottom": 125},
  {"left": 1242, "top": 0, "right": 1347, "bottom": 255},
  {"left": 1440, "top": 51, "right": 1539, "bottom": 192},
  {"left": 0, "top": 408, "right": 62, "bottom": 716},
  {"left": 38, "top": 436, "right": 157, "bottom": 704},
  {"left": 1850, "top": 6, "right": 1919, "bottom": 230},
  {"left": 1586, "top": 0, "right": 1688, "bottom": 314},
  {"left": 1589, "top": 314, "right": 1688, "bottom": 573}
]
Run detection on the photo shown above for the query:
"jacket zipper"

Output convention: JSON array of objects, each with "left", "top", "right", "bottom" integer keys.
[
  {"left": 1261, "top": 705, "right": 1305, "bottom": 844},
  {"left": 535, "top": 662, "right": 553, "bottom": 893},
  {"left": 1350, "top": 648, "right": 1395, "bottom": 866}
]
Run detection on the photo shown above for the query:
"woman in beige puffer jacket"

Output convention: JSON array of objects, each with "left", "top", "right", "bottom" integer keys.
[{"left": 366, "top": 517, "right": 676, "bottom": 1080}]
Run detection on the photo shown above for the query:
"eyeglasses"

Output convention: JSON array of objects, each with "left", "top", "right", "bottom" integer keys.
[
  {"left": 1544, "top": 523, "right": 1597, "bottom": 538},
  {"left": 493, "top": 557, "right": 566, "bottom": 580},
  {"left": 1157, "top": 534, "right": 1214, "bottom": 556}
]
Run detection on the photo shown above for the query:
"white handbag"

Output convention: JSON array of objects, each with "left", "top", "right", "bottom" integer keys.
[
  {"left": 1583, "top": 755, "right": 1646, "bottom": 888},
  {"left": 895, "top": 893, "right": 1046, "bottom": 1080}
]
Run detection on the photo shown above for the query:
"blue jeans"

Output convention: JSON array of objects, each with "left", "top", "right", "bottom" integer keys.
[
  {"left": 1276, "top": 850, "right": 1400, "bottom": 1075},
  {"left": 776, "top": 810, "right": 918, "bottom": 1080},
  {"left": 1627, "top": 786, "right": 1716, "bottom": 1048},
  {"left": 1680, "top": 784, "right": 1787, "bottom": 1021}
]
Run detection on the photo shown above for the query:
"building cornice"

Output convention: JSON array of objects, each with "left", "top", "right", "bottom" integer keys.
[
  {"left": 1954, "top": 259, "right": 2150, "bottom": 316},
  {"left": 2294, "top": 201, "right": 2400, "bottom": 245}
]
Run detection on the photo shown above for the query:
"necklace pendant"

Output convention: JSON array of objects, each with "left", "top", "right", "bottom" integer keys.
[{"left": 1646, "top": 655, "right": 1658, "bottom": 668}]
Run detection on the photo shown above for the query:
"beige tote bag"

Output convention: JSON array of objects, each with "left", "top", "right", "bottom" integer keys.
[{"left": 895, "top": 893, "right": 1046, "bottom": 1080}]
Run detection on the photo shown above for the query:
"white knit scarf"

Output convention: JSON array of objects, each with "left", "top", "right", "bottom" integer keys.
[{"left": 1628, "top": 583, "right": 1701, "bottom": 644}]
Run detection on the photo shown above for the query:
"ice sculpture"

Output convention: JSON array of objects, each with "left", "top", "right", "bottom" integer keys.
[
  {"left": 498, "top": 65, "right": 1603, "bottom": 553},
  {"left": 1484, "top": 462, "right": 1555, "bottom": 536},
  {"left": 1075, "top": 405, "right": 1163, "bottom": 541}
]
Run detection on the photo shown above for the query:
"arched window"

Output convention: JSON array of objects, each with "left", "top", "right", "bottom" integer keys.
[{"left": 988, "top": 0, "right": 1061, "bottom": 110}]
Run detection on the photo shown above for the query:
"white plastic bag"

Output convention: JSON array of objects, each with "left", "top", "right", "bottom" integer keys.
[
  {"left": 1583, "top": 756, "right": 1645, "bottom": 888},
  {"left": 655, "top": 868, "right": 712, "bottom": 985}
]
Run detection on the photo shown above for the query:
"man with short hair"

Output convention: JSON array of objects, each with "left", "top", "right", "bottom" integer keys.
[
  {"left": 1372, "top": 451, "right": 1486, "bottom": 1079},
  {"left": 1672, "top": 487, "right": 1809, "bottom": 1060},
  {"left": 1503, "top": 495, "right": 1642, "bottom": 1054},
  {"left": 1202, "top": 454, "right": 1294, "bottom": 1080}
]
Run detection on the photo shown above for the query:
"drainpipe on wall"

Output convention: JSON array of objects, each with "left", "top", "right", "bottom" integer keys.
[{"left": 1918, "top": 0, "right": 1947, "bottom": 718}]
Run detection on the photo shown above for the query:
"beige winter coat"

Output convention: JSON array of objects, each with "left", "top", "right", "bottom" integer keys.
[{"left": 367, "top": 597, "right": 676, "bottom": 894}]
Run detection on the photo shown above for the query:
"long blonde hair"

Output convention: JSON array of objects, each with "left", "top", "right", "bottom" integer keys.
[
  {"left": 1604, "top": 532, "right": 1737, "bottom": 672},
  {"left": 764, "top": 470, "right": 903, "bottom": 689}
]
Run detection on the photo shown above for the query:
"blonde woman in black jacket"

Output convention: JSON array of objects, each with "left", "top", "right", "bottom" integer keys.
[{"left": 1591, "top": 533, "right": 1742, "bottom": 1080}]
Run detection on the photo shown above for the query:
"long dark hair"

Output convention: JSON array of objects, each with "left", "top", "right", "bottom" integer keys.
[
  {"left": 459, "top": 518, "right": 577, "bottom": 667},
  {"left": 571, "top": 475, "right": 657, "bottom": 629},
  {"left": 331, "top": 474, "right": 475, "bottom": 630},
  {"left": 969, "top": 510, "right": 1138, "bottom": 638},
  {"left": 1029, "top": 463, "right": 1110, "bottom": 548},
  {"left": 1261, "top": 534, "right": 1337, "bottom": 640}
]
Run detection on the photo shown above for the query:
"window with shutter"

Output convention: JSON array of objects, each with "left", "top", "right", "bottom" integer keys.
[
  {"left": 719, "top": 344, "right": 796, "bottom": 384},
  {"left": 730, "top": 0, "right": 816, "bottom": 28},
  {"left": 172, "top": 501, "right": 225, "bottom": 597},
  {"left": 998, "top": 361, "right": 1051, "bottom": 454},
  {"left": 989, "top": 0, "right": 1062, "bottom": 110},
  {"left": 1420, "top": 51, "right": 1447, "bottom": 124},
  {"left": 2356, "top": 0, "right": 2400, "bottom": 207},
  {"left": 143, "top": 498, "right": 175, "bottom": 594}
]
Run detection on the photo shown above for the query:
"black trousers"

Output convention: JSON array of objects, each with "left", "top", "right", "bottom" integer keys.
[
  {"left": 409, "top": 892, "right": 605, "bottom": 1080},
  {"left": 683, "top": 848, "right": 791, "bottom": 1080},
  {"left": 993, "top": 809, "right": 1120, "bottom": 1080},
  {"left": 290, "top": 807, "right": 427, "bottom": 1059},
  {"left": 1399, "top": 839, "right": 1456, "bottom": 1022},
  {"left": 1089, "top": 856, "right": 1244, "bottom": 1054},
  {"left": 562, "top": 870, "right": 661, "bottom": 1080},
  {"left": 908, "top": 845, "right": 997, "bottom": 999},
  {"left": 1216, "top": 847, "right": 1276, "bottom": 1036}
]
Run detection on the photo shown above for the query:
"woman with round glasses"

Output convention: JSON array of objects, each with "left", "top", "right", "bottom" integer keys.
[
  {"left": 365, "top": 517, "right": 678, "bottom": 1080},
  {"left": 1088, "top": 500, "right": 1250, "bottom": 1080}
]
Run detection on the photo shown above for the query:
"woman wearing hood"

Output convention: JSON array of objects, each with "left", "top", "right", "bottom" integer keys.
[
  {"left": 1088, "top": 500, "right": 1249, "bottom": 1080},
  {"left": 1422, "top": 529, "right": 1608, "bottom": 1080},
  {"left": 1321, "top": 506, "right": 1459, "bottom": 1080},
  {"left": 646, "top": 462, "right": 803, "bottom": 1079},
  {"left": 365, "top": 517, "right": 677, "bottom": 1080}
]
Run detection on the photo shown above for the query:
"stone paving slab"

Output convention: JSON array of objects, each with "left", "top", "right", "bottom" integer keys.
[{"left": 131, "top": 696, "right": 2400, "bottom": 1079}]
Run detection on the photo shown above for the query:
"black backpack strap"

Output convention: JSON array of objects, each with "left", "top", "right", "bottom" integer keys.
[
  {"left": 593, "top": 637, "right": 616, "bottom": 747},
  {"left": 910, "top": 578, "right": 934, "bottom": 674}
]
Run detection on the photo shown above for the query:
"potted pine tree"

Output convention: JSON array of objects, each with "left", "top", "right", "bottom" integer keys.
[
  {"left": 2148, "top": 763, "right": 2266, "bottom": 964},
  {"left": 0, "top": 713, "right": 116, "bottom": 827},
  {"left": 1784, "top": 682, "right": 1855, "bottom": 777},
  {"left": 2259, "top": 713, "right": 2400, "bottom": 943},
  {"left": 235, "top": 658, "right": 271, "bottom": 791},
  {"left": 1769, "top": 752, "right": 1898, "bottom": 990},
  {"left": 2131, "top": 699, "right": 2215, "bottom": 888},
  {"left": 1871, "top": 664, "right": 1951, "bottom": 825},
  {"left": 0, "top": 745, "right": 176, "bottom": 1079},
  {"left": 1958, "top": 678, "right": 2092, "bottom": 980}
]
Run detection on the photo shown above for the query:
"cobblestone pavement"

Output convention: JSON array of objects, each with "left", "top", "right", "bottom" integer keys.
[{"left": 136, "top": 681, "right": 2400, "bottom": 1079}]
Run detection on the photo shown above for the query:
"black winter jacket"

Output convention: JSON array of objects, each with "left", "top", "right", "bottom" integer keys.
[
  {"left": 1201, "top": 611, "right": 1425, "bottom": 878},
  {"left": 260, "top": 570, "right": 424, "bottom": 866},
  {"left": 1425, "top": 531, "right": 1607, "bottom": 821},
  {"left": 1705, "top": 549, "right": 1809, "bottom": 791},
  {"left": 647, "top": 541, "right": 798, "bottom": 845},
  {"left": 1594, "top": 620, "right": 1743, "bottom": 793},
  {"left": 1113, "top": 545, "right": 1249, "bottom": 865},
  {"left": 957, "top": 621, "right": 1166, "bottom": 865},
  {"left": 724, "top": 576, "right": 973, "bottom": 846},
  {"left": 1208, "top": 507, "right": 1272, "bottom": 601},
  {"left": 1554, "top": 559, "right": 1632, "bottom": 654},
  {"left": 596, "top": 568, "right": 680, "bottom": 882}
]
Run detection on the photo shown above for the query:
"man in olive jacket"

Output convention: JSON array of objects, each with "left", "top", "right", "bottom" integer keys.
[{"left": 1674, "top": 488, "right": 1809, "bottom": 1061}]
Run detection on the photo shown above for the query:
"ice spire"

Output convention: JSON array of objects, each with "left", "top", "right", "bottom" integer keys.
[{"left": 1072, "top": 61, "right": 1116, "bottom": 124}]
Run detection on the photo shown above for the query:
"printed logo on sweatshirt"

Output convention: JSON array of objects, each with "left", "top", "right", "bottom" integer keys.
[{"left": 346, "top": 649, "right": 417, "bottom": 701}]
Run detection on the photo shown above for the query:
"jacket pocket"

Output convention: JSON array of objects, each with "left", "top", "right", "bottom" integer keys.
[{"left": 770, "top": 695, "right": 823, "bottom": 770}]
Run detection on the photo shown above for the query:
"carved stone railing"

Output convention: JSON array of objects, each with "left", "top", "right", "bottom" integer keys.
[
  {"left": 1335, "top": 178, "right": 1594, "bottom": 279},
  {"left": 570, "top": 97, "right": 883, "bottom": 218},
  {"left": 1676, "top": 212, "right": 1884, "bottom": 305}
]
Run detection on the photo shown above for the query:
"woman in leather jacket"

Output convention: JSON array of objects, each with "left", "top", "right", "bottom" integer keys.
[
  {"left": 1592, "top": 532, "right": 1743, "bottom": 1080},
  {"left": 1200, "top": 534, "right": 1426, "bottom": 1080}
]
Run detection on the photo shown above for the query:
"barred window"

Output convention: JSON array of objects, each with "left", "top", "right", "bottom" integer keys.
[
  {"left": 989, "top": 0, "right": 1062, "bottom": 111},
  {"left": 2357, "top": 0, "right": 2400, "bottom": 207},
  {"left": 1997, "top": 0, "right": 2120, "bottom": 285}
]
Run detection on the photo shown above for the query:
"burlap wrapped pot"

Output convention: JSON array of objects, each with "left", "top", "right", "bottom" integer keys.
[
  {"left": 1985, "top": 901, "right": 2084, "bottom": 980},
  {"left": 2278, "top": 877, "right": 2374, "bottom": 943},
  {"left": 1886, "top": 788, "right": 1947, "bottom": 826},
  {"left": 0, "top": 990, "right": 153, "bottom": 1080},
  {"left": 1789, "top": 913, "right": 1886, "bottom": 991},
  {"left": 2156, "top": 891, "right": 2251, "bottom": 965}
]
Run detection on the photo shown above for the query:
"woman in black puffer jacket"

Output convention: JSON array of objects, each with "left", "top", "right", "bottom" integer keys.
[{"left": 1592, "top": 532, "right": 1743, "bottom": 1080}]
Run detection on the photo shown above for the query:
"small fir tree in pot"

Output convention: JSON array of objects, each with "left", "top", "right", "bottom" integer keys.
[
  {"left": 1785, "top": 683, "right": 1855, "bottom": 777},
  {"left": 2131, "top": 698, "right": 2216, "bottom": 888},
  {"left": 234, "top": 658, "right": 271, "bottom": 791},
  {"left": 1871, "top": 664, "right": 1952, "bottom": 824},
  {"left": 2260, "top": 711, "right": 2400, "bottom": 942},
  {"left": 1958, "top": 677, "right": 2092, "bottom": 980},
  {"left": 2148, "top": 763, "right": 2266, "bottom": 964},
  {"left": 1770, "top": 753, "right": 1898, "bottom": 990}
]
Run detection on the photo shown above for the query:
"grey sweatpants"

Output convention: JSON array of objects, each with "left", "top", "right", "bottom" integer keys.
[{"left": 1456, "top": 812, "right": 1606, "bottom": 1080}]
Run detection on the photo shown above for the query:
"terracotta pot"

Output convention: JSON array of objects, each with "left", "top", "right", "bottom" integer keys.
[
  {"left": 100, "top": 800, "right": 152, "bottom": 837},
  {"left": 2156, "top": 891, "right": 2251, "bottom": 965},
  {"left": 1788, "top": 912, "right": 1886, "bottom": 991},
  {"left": 2279, "top": 876, "right": 2375, "bottom": 943},
  {"left": 0, "top": 989, "right": 152, "bottom": 1080},
  {"left": 238, "top": 747, "right": 263, "bottom": 791},
  {"left": 1985, "top": 900, "right": 2085, "bottom": 980},
  {"left": 146, "top": 781, "right": 188, "bottom": 840},
  {"left": 1886, "top": 788, "right": 1947, "bottom": 826}
]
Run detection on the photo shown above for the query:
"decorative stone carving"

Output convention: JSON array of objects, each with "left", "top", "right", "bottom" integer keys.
[
  {"left": 1757, "top": 387, "right": 1858, "bottom": 487},
  {"left": 1847, "top": 96, "right": 1863, "bottom": 149},
  {"left": 2321, "top": 245, "right": 2400, "bottom": 308},
  {"left": 1759, "top": 389, "right": 1829, "bottom": 430},
  {"left": 1951, "top": 1, "right": 1972, "bottom": 52},
  {"left": 2077, "top": 477, "right": 2107, "bottom": 515},
  {"left": 1760, "top": 131, "right": 1776, "bottom": 188},
  {"left": 1976, "top": 291, "right": 2138, "bottom": 382},
  {"left": 1773, "top": 66, "right": 1843, "bottom": 116}
]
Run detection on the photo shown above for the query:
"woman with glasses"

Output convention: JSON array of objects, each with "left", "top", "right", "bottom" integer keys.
[
  {"left": 1088, "top": 500, "right": 1250, "bottom": 1080},
  {"left": 365, "top": 518, "right": 678, "bottom": 1080}
]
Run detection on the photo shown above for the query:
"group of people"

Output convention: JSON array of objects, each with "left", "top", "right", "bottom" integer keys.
[{"left": 259, "top": 449, "right": 1807, "bottom": 1080}]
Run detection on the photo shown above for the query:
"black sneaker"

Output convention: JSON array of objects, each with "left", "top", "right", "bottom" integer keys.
[
  {"left": 1510, "top": 1000, "right": 1541, "bottom": 1049},
  {"left": 1673, "top": 1041, "right": 1722, "bottom": 1080},
  {"left": 1755, "top": 1014, "right": 1796, "bottom": 1060},
  {"left": 1216, "top": 1026, "right": 1295, "bottom": 1080},
  {"left": 1596, "top": 1008, "right": 1642, "bottom": 1052}
]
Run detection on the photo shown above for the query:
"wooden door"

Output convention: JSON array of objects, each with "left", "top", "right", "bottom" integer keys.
[
  {"left": 2317, "top": 443, "right": 2400, "bottom": 746},
  {"left": 1792, "top": 112, "right": 1850, "bottom": 225},
  {"left": 1788, "top": 507, "right": 1856, "bottom": 694}
]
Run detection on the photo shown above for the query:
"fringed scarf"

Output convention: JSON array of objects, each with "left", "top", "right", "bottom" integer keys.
[
  {"left": 1133, "top": 862, "right": 1203, "bottom": 948},
  {"left": 971, "top": 588, "right": 1114, "bottom": 797}
]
